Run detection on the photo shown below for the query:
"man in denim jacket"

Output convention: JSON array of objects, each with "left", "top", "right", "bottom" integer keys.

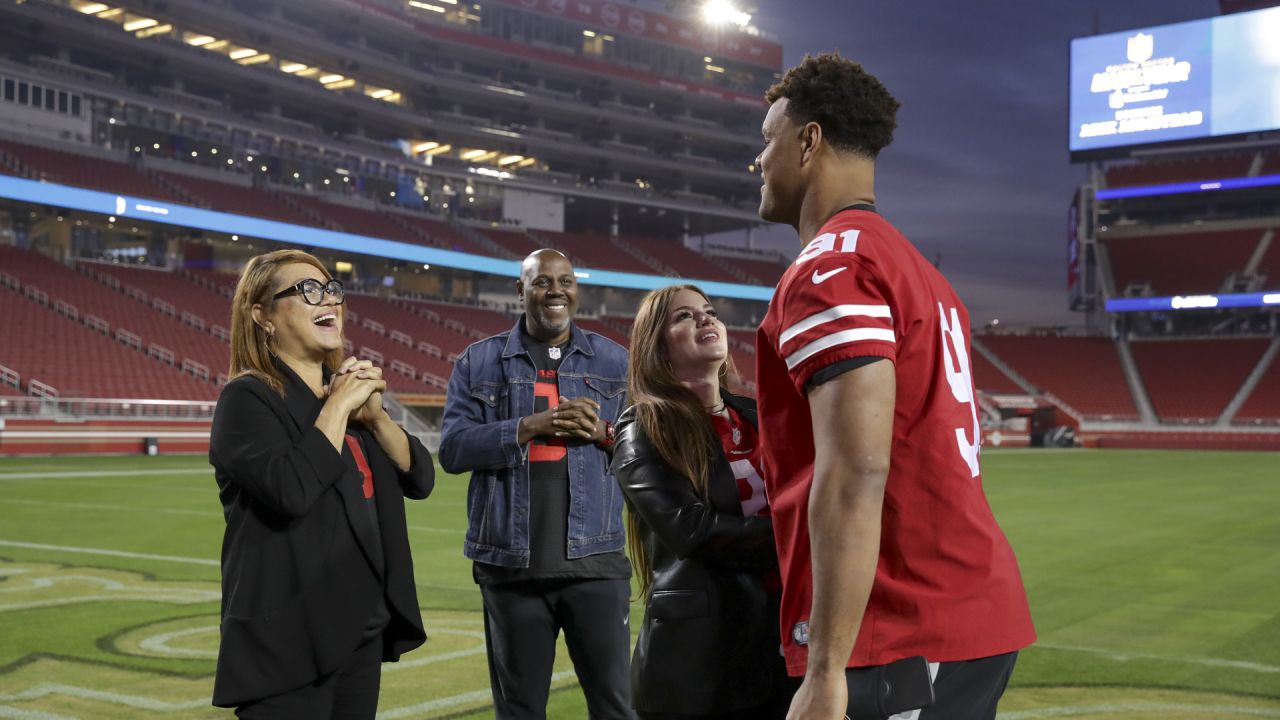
[{"left": 440, "top": 249, "right": 635, "bottom": 720}]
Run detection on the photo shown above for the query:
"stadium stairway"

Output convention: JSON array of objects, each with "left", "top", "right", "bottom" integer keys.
[
  {"left": 625, "top": 236, "right": 740, "bottom": 283},
  {"left": 1221, "top": 337, "right": 1280, "bottom": 426},
  {"left": 977, "top": 335, "right": 1141, "bottom": 421},
  {"left": 605, "top": 236, "right": 672, "bottom": 276},
  {"left": 1115, "top": 336, "right": 1158, "bottom": 424},
  {"left": 86, "top": 263, "right": 232, "bottom": 332},
  {"left": 1129, "top": 338, "right": 1271, "bottom": 423},
  {"left": 969, "top": 339, "right": 1034, "bottom": 396}
]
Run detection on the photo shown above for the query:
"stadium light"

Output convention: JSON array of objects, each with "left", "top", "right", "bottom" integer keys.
[
  {"left": 74, "top": 3, "right": 110, "bottom": 14},
  {"left": 122, "top": 16, "right": 158, "bottom": 32},
  {"left": 407, "top": 0, "right": 446, "bottom": 12},
  {"left": 229, "top": 47, "right": 259, "bottom": 60},
  {"left": 136, "top": 23, "right": 172, "bottom": 39},
  {"left": 280, "top": 62, "right": 307, "bottom": 73},
  {"left": 702, "top": 0, "right": 751, "bottom": 27}
]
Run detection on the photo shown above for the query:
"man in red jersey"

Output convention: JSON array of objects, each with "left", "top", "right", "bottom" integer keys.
[{"left": 753, "top": 53, "right": 1036, "bottom": 720}]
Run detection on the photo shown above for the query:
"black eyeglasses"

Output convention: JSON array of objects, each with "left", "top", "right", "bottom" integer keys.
[{"left": 273, "top": 278, "right": 345, "bottom": 305}]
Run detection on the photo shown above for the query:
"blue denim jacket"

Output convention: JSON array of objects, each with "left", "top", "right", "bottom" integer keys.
[{"left": 439, "top": 319, "right": 629, "bottom": 567}]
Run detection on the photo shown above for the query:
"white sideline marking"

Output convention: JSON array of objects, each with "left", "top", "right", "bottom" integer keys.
[
  {"left": 0, "top": 540, "right": 218, "bottom": 567},
  {"left": 0, "top": 469, "right": 209, "bottom": 480},
  {"left": 999, "top": 702, "right": 1280, "bottom": 718},
  {"left": 1038, "top": 643, "right": 1280, "bottom": 674},
  {"left": 0, "top": 706, "right": 76, "bottom": 720},
  {"left": 0, "top": 540, "right": 475, "bottom": 594},
  {"left": 0, "top": 684, "right": 207, "bottom": 713},
  {"left": 4, "top": 498, "right": 213, "bottom": 517},
  {"left": 377, "top": 670, "right": 576, "bottom": 718}
]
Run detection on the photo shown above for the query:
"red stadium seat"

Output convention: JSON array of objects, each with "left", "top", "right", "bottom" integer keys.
[
  {"left": 1105, "top": 153, "right": 1254, "bottom": 188},
  {"left": 623, "top": 236, "right": 739, "bottom": 283},
  {"left": 0, "top": 283, "right": 216, "bottom": 400},
  {"left": 1130, "top": 339, "right": 1269, "bottom": 422},
  {"left": 532, "top": 231, "right": 654, "bottom": 274},
  {"left": 979, "top": 336, "right": 1138, "bottom": 419},
  {"left": 0, "top": 140, "right": 183, "bottom": 202},
  {"left": 1235, "top": 348, "right": 1280, "bottom": 424},
  {"left": 1105, "top": 229, "right": 1264, "bottom": 295}
]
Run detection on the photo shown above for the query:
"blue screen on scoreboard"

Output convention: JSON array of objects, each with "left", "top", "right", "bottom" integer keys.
[{"left": 1069, "top": 6, "right": 1280, "bottom": 156}]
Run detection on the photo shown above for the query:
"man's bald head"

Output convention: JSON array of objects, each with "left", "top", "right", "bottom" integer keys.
[
  {"left": 521, "top": 248, "right": 571, "bottom": 285},
  {"left": 517, "top": 248, "right": 578, "bottom": 344}
]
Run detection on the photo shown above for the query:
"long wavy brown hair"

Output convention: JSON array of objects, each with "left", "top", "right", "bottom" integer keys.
[
  {"left": 228, "top": 249, "right": 344, "bottom": 395},
  {"left": 626, "top": 284, "right": 737, "bottom": 597}
]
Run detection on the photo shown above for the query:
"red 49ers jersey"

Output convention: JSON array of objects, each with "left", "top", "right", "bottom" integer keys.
[{"left": 756, "top": 207, "right": 1035, "bottom": 675}]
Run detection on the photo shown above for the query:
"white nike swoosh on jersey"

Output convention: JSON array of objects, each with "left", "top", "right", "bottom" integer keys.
[
  {"left": 811, "top": 266, "right": 847, "bottom": 284},
  {"left": 729, "top": 449, "right": 752, "bottom": 456}
]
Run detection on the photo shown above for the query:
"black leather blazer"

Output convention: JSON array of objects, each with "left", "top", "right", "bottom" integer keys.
[
  {"left": 611, "top": 391, "right": 781, "bottom": 715},
  {"left": 208, "top": 362, "right": 434, "bottom": 707}
]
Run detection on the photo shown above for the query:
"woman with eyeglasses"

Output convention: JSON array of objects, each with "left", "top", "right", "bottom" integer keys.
[
  {"left": 611, "top": 285, "right": 791, "bottom": 720},
  {"left": 209, "top": 249, "right": 435, "bottom": 719}
]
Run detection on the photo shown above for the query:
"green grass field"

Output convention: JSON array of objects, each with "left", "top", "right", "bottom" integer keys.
[{"left": 0, "top": 449, "right": 1277, "bottom": 718}]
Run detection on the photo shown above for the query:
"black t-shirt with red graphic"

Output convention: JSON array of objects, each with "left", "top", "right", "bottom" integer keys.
[
  {"left": 473, "top": 324, "right": 630, "bottom": 585},
  {"left": 343, "top": 431, "right": 390, "bottom": 639}
]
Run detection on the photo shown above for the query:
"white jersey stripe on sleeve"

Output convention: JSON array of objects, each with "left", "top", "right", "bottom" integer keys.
[
  {"left": 779, "top": 304, "right": 893, "bottom": 346},
  {"left": 784, "top": 328, "right": 896, "bottom": 370}
]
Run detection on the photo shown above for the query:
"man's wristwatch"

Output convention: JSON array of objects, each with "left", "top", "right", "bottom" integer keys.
[{"left": 595, "top": 420, "right": 615, "bottom": 450}]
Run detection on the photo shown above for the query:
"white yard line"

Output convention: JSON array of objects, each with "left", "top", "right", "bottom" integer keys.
[
  {"left": 1037, "top": 642, "right": 1280, "bottom": 674},
  {"left": 0, "top": 540, "right": 218, "bottom": 566},
  {"left": 999, "top": 702, "right": 1280, "bottom": 718}
]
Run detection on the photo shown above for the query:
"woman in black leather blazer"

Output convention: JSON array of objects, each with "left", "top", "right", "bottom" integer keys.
[
  {"left": 210, "top": 250, "right": 434, "bottom": 718},
  {"left": 612, "top": 285, "right": 790, "bottom": 720}
]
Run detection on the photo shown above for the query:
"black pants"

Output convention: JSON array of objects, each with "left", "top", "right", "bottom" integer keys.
[
  {"left": 235, "top": 633, "right": 383, "bottom": 720},
  {"left": 846, "top": 651, "right": 1018, "bottom": 720},
  {"left": 638, "top": 652, "right": 796, "bottom": 720},
  {"left": 481, "top": 577, "right": 636, "bottom": 720}
]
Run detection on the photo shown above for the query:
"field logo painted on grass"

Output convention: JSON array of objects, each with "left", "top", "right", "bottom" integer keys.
[{"left": 0, "top": 559, "right": 219, "bottom": 613}]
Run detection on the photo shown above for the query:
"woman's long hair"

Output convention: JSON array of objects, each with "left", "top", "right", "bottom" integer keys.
[
  {"left": 228, "top": 249, "right": 344, "bottom": 395},
  {"left": 626, "top": 284, "right": 737, "bottom": 597}
]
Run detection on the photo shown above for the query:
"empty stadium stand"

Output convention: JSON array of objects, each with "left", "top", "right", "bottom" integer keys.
[
  {"left": 1105, "top": 229, "right": 1264, "bottom": 295},
  {"left": 477, "top": 228, "right": 542, "bottom": 258},
  {"left": 87, "top": 263, "right": 231, "bottom": 331},
  {"left": 1105, "top": 153, "right": 1255, "bottom": 188},
  {"left": 1257, "top": 233, "right": 1279, "bottom": 285},
  {"left": 718, "top": 255, "right": 789, "bottom": 285},
  {"left": 152, "top": 169, "right": 316, "bottom": 226},
  {"left": 971, "top": 349, "right": 1026, "bottom": 395},
  {"left": 0, "top": 283, "right": 216, "bottom": 400},
  {"left": 0, "top": 139, "right": 183, "bottom": 202},
  {"left": 978, "top": 335, "right": 1138, "bottom": 419},
  {"left": 1129, "top": 338, "right": 1269, "bottom": 422},
  {"left": 575, "top": 318, "right": 630, "bottom": 347},
  {"left": 1235, "top": 353, "right": 1280, "bottom": 424},
  {"left": 0, "top": 247, "right": 229, "bottom": 378},
  {"left": 533, "top": 231, "right": 653, "bottom": 274},
  {"left": 626, "top": 236, "right": 738, "bottom": 283}
]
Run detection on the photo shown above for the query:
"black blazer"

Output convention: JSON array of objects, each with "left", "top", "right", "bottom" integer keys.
[
  {"left": 208, "top": 362, "right": 434, "bottom": 707},
  {"left": 611, "top": 391, "right": 782, "bottom": 716}
]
